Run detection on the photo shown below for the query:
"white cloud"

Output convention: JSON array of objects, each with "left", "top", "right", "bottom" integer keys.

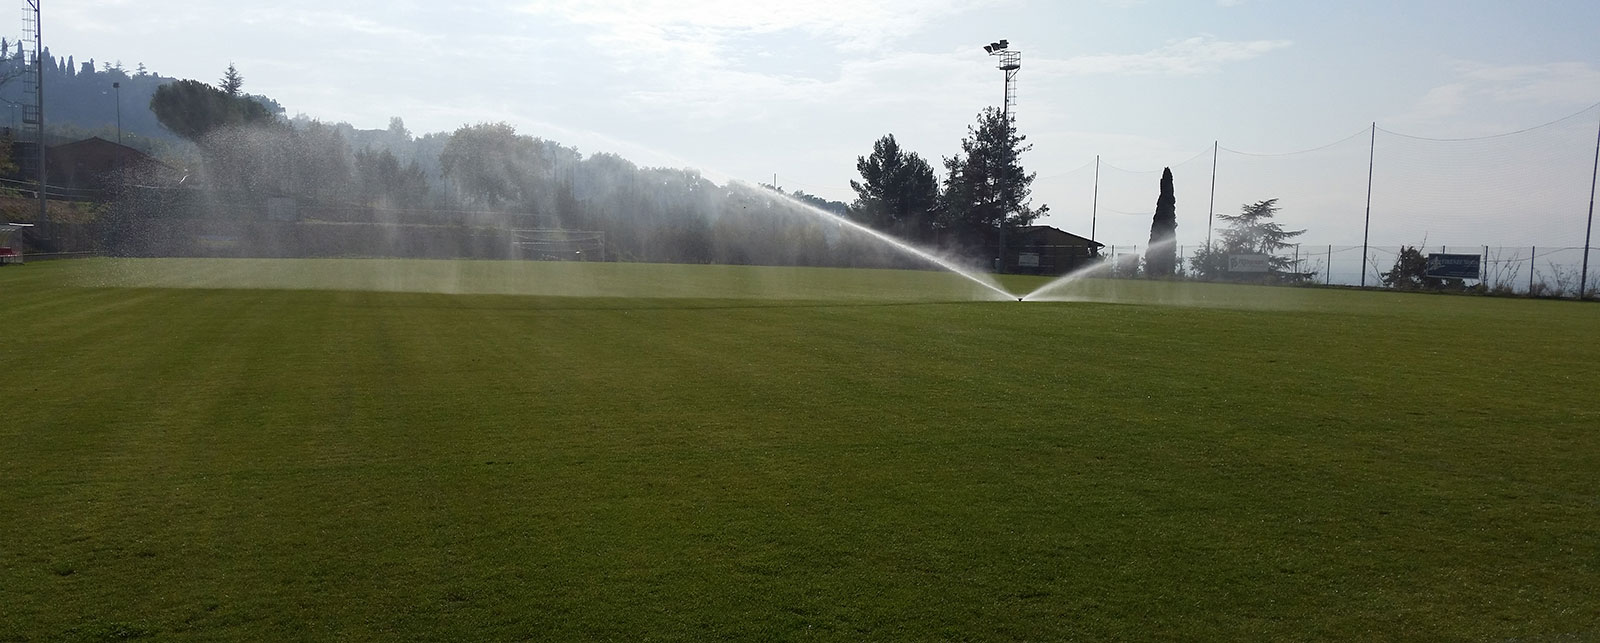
[
  {"left": 1454, "top": 61, "right": 1600, "bottom": 105},
  {"left": 518, "top": 0, "right": 1001, "bottom": 54},
  {"left": 504, "top": 1, "right": 1014, "bottom": 122},
  {"left": 1392, "top": 60, "right": 1600, "bottom": 127},
  {"left": 1037, "top": 36, "right": 1292, "bottom": 76}
]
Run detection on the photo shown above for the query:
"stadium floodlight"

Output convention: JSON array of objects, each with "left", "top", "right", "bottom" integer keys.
[{"left": 983, "top": 39, "right": 1021, "bottom": 118}]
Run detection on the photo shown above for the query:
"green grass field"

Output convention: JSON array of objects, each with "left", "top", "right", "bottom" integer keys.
[{"left": 3, "top": 258, "right": 1598, "bottom": 641}]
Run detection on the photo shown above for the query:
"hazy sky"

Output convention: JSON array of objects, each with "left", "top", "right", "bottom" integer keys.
[{"left": 46, "top": 0, "right": 1600, "bottom": 245}]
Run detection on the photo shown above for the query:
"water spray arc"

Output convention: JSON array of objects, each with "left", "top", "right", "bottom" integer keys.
[
  {"left": 1019, "top": 236, "right": 1182, "bottom": 302},
  {"left": 766, "top": 187, "right": 1018, "bottom": 301}
]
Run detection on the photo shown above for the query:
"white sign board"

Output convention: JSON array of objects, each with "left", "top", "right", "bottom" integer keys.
[
  {"left": 1017, "top": 252, "right": 1040, "bottom": 268},
  {"left": 1228, "top": 254, "right": 1270, "bottom": 273}
]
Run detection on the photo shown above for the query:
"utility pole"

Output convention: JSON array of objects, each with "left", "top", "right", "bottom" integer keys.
[
  {"left": 1206, "top": 141, "right": 1217, "bottom": 250},
  {"left": 1580, "top": 111, "right": 1600, "bottom": 298},
  {"left": 1090, "top": 155, "right": 1100, "bottom": 242},
  {"left": 1360, "top": 122, "right": 1375, "bottom": 288}
]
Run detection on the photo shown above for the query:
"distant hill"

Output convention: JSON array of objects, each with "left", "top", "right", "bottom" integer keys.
[{"left": 0, "top": 43, "right": 282, "bottom": 159}]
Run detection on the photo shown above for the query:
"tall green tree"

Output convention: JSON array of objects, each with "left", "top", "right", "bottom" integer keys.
[
  {"left": 939, "top": 107, "right": 1048, "bottom": 249},
  {"left": 848, "top": 134, "right": 939, "bottom": 240},
  {"left": 1145, "top": 167, "right": 1177, "bottom": 277},
  {"left": 149, "top": 79, "right": 275, "bottom": 142},
  {"left": 438, "top": 122, "right": 579, "bottom": 210},
  {"left": 1190, "top": 198, "right": 1305, "bottom": 279},
  {"left": 220, "top": 63, "right": 243, "bottom": 96}
]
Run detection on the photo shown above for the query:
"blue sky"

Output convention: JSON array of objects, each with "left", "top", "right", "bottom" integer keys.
[{"left": 46, "top": 0, "right": 1600, "bottom": 246}]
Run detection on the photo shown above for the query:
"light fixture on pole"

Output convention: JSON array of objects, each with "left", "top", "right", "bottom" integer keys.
[{"left": 984, "top": 39, "right": 1021, "bottom": 118}]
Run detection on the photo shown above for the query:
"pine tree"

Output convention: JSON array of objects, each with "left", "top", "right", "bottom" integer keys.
[
  {"left": 387, "top": 116, "right": 411, "bottom": 141},
  {"left": 939, "top": 107, "right": 1048, "bottom": 251},
  {"left": 1145, "top": 167, "right": 1177, "bottom": 276},
  {"left": 1216, "top": 198, "right": 1305, "bottom": 273},
  {"left": 848, "top": 134, "right": 939, "bottom": 240},
  {"left": 220, "top": 62, "right": 243, "bottom": 96}
]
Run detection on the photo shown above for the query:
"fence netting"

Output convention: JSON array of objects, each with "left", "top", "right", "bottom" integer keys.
[{"left": 1041, "top": 102, "right": 1600, "bottom": 295}]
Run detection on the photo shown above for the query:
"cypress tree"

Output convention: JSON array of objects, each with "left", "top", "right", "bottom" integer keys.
[{"left": 1146, "top": 167, "right": 1177, "bottom": 276}]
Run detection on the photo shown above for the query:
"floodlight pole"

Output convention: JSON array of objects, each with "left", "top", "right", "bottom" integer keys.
[
  {"left": 113, "top": 81, "right": 122, "bottom": 146},
  {"left": 29, "top": 0, "right": 44, "bottom": 221},
  {"left": 985, "top": 40, "right": 1021, "bottom": 273}
]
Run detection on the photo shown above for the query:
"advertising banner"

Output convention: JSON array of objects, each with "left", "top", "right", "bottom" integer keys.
[
  {"left": 1228, "top": 254, "right": 1270, "bottom": 273},
  {"left": 1425, "top": 253, "right": 1481, "bottom": 279}
]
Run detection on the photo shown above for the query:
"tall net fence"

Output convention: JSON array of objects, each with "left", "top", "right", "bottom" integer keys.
[
  {"left": 1095, "top": 243, "right": 1594, "bottom": 298},
  {"left": 1040, "top": 103, "right": 1600, "bottom": 295}
]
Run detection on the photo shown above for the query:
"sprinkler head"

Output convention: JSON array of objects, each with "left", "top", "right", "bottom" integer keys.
[{"left": 1017, "top": 297, "right": 1025, "bottom": 302}]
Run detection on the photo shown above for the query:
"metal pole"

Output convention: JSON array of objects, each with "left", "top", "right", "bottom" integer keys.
[
  {"left": 1001, "top": 72, "right": 1007, "bottom": 120},
  {"left": 1483, "top": 245, "right": 1488, "bottom": 283},
  {"left": 1327, "top": 245, "right": 1332, "bottom": 285},
  {"left": 1530, "top": 246, "right": 1536, "bottom": 293},
  {"left": 998, "top": 220, "right": 1005, "bottom": 274},
  {"left": 114, "top": 81, "right": 121, "bottom": 146},
  {"left": 33, "top": 0, "right": 45, "bottom": 221},
  {"left": 1090, "top": 155, "right": 1099, "bottom": 241},
  {"left": 1360, "top": 122, "right": 1375, "bottom": 288},
  {"left": 1580, "top": 110, "right": 1600, "bottom": 298},
  {"left": 1207, "top": 141, "right": 1217, "bottom": 250}
]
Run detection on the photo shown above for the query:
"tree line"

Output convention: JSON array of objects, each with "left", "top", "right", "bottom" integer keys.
[
  {"left": 43, "top": 55, "right": 1315, "bottom": 280},
  {"left": 95, "top": 67, "right": 940, "bottom": 269},
  {"left": 844, "top": 107, "right": 1047, "bottom": 256}
]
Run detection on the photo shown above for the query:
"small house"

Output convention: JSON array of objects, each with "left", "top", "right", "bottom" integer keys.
[{"left": 998, "top": 225, "right": 1103, "bottom": 275}]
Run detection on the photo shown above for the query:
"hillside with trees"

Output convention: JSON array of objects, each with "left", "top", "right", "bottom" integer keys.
[
  {"left": 14, "top": 49, "right": 1048, "bottom": 270},
  {"left": 0, "top": 44, "right": 281, "bottom": 157}
]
